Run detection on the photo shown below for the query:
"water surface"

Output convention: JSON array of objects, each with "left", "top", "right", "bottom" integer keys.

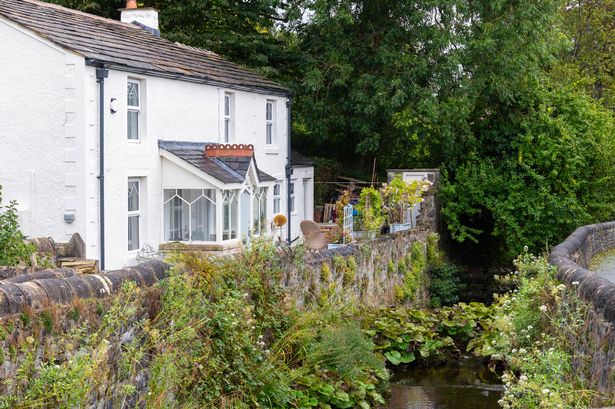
[{"left": 386, "top": 358, "right": 502, "bottom": 409}]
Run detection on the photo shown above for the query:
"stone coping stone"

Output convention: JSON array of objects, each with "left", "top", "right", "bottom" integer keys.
[
  {"left": 0, "top": 260, "right": 169, "bottom": 318},
  {"left": 549, "top": 222, "right": 615, "bottom": 324}
]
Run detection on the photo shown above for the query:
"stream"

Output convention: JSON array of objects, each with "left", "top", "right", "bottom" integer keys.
[{"left": 386, "top": 358, "right": 503, "bottom": 409}]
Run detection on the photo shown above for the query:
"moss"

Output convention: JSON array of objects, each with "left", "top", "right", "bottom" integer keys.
[
  {"left": 398, "top": 259, "right": 407, "bottom": 275},
  {"left": 332, "top": 255, "right": 346, "bottom": 272},
  {"left": 321, "top": 263, "right": 332, "bottom": 282},
  {"left": 347, "top": 256, "right": 358, "bottom": 275},
  {"left": 343, "top": 266, "right": 356, "bottom": 287},
  {"left": 387, "top": 260, "right": 395, "bottom": 276},
  {"left": 0, "top": 347, "right": 4, "bottom": 365},
  {"left": 394, "top": 284, "right": 406, "bottom": 302}
]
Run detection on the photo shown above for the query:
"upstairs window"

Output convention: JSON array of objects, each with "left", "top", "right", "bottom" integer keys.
[
  {"left": 266, "top": 100, "right": 275, "bottom": 145},
  {"left": 127, "top": 79, "right": 141, "bottom": 140},
  {"left": 224, "top": 92, "right": 234, "bottom": 143}
]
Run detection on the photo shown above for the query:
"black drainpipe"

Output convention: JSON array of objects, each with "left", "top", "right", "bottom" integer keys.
[
  {"left": 286, "top": 97, "right": 293, "bottom": 245},
  {"left": 96, "top": 66, "right": 109, "bottom": 270}
]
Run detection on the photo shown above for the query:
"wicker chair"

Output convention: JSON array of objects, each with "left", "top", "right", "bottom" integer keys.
[{"left": 300, "top": 220, "right": 328, "bottom": 252}]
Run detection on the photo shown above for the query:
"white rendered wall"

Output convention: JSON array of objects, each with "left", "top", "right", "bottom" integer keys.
[
  {"left": 94, "top": 70, "right": 293, "bottom": 268},
  {"left": 0, "top": 18, "right": 87, "bottom": 245}
]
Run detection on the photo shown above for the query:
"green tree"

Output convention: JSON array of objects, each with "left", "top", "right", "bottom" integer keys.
[{"left": 0, "top": 186, "right": 34, "bottom": 266}]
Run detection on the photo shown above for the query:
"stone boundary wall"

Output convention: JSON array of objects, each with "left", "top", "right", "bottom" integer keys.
[
  {"left": 282, "top": 228, "right": 433, "bottom": 308},
  {"left": 0, "top": 260, "right": 168, "bottom": 317},
  {"left": 549, "top": 222, "right": 615, "bottom": 324},
  {"left": 548, "top": 222, "right": 615, "bottom": 394}
]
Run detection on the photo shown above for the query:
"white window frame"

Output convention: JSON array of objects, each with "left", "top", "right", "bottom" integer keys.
[
  {"left": 290, "top": 181, "right": 296, "bottom": 214},
  {"left": 266, "top": 100, "right": 275, "bottom": 145},
  {"left": 222, "top": 190, "right": 238, "bottom": 240},
  {"left": 128, "top": 179, "right": 141, "bottom": 252},
  {"left": 127, "top": 79, "right": 141, "bottom": 141},
  {"left": 273, "top": 182, "right": 281, "bottom": 214},
  {"left": 224, "top": 92, "right": 234, "bottom": 143},
  {"left": 163, "top": 189, "right": 217, "bottom": 242}
]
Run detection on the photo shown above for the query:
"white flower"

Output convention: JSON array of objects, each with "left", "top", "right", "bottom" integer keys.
[
  {"left": 519, "top": 375, "right": 528, "bottom": 382},
  {"left": 523, "top": 245, "right": 529, "bottom": 252},
  {"left": 542, "top": 388, "right": 550, "bottom": 395},
  {"left": 539, "top": 305, "right": 548, "bottom": 312},
  {"left": 527, "top": 325, "right": 533, "bottom": 330},
  {"left": 511, "top": 348, "right": 517, "bottom": 353},
  {"left": 557, "top": 284, "right": 566, "bottom": 291},
  {"left": 572, "top": 281, "right": 580, "bottom": 286}
]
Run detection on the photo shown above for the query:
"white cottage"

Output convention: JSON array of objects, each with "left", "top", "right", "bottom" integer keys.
[{"left": 0, "top": 0, "right": 314, "bottom": 269}]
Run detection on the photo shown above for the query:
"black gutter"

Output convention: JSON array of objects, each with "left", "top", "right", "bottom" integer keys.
[
  {"left": 96, "top": 66, "right": 109, "bottom": 271},
  {"left": 286, "top": 97, "right": 293, "bottom": 245}
]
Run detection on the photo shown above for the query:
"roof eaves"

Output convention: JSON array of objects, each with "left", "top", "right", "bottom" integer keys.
[{"left": 85, "top": 58, "right": 291, "bottom": 96}]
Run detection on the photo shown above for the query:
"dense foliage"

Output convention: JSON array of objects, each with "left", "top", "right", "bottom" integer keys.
[
  {"left": 0, "top": 186, "right": 33, "bottom": 266},
  {"left": 471, "top": 252, "right": 615, "bottom": 408}
]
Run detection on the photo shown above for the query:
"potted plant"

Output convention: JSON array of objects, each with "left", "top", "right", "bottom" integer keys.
[
  {"left": 380, "top": 176, "right": 430, "bottom": 233},
  {"left": 354, "top": 187, "right": 383, "bottom": 240}
]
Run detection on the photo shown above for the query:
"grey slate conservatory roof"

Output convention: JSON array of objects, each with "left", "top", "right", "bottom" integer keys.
[
  {"left": 0, "top": 0, "right": 289, "bottom": 95},
  {"left": 159, "top": 140, "right": 276, "bottom": 184}
]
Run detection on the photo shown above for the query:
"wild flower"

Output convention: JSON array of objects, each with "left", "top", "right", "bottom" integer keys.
[
  {"left": 572, "top": 281, "right": 580, "bottom": 286},
  {"left": 539, "top": 305, "right": 548, "bottom": 312}
]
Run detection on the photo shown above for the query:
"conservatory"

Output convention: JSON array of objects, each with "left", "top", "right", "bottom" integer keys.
[{"left": 159, "top": 141, "right": 276, "bottom": 249}]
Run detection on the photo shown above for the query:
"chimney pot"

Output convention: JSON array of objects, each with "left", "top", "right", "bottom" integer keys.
[{"left": 126, "top": 0, "right": 137, "bottom": 9}]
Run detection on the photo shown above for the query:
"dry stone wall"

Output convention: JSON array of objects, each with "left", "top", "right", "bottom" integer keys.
[
  {"left": 282, "top": 228, "right": 432, "bottom": 308},
  {"left": 549, "top": 222, "right": 615, "bottom": 394}
]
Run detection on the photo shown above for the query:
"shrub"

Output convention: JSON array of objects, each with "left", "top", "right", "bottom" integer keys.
[
  {"left": 0, "top": 186, "right": 34, "bottom": 266},
  {"left": 429, "top": 263, "right": 461, "bottom": 307}
]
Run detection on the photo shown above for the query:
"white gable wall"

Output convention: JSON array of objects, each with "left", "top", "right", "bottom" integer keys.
[{"left": 0, "top": 18, "right": 88, "bottom": 245}]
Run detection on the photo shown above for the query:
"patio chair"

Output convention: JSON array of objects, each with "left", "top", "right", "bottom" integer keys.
[{"left": 300, "top": 220, "right": 328, "bottom": 252}]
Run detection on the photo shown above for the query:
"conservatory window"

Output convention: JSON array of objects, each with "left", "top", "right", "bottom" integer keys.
[
  {"left": 252, "top": 187, "right": 268, "bottom": 236},
  {"left": 163, "top": 189, "right": 216, "bottom": 242},
  {"left": 223, "top": 190, "right": 238, "bottom": 240}
]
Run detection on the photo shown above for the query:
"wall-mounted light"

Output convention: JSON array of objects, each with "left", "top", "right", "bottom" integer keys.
[
  {"left": 64, "top": 213, "right": 75, "bottom": 224},
  {"left": 110, "top": 97, "right": 118, "bottom": 114}
]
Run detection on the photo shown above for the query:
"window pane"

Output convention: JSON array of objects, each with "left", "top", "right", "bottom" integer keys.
[
  {"left": 128, "top": 215, "right": 139, "bottom": 250},
  {"left": 273, "top": 183, "right": 280, "bottom": 196},
  {"left": 289, "top": 183, "right": 294, "bottom": 194},
  {"left": 191, "top": 195, "right": 216, "bottom": 241},
  {"left": 266, "top": 102, "right": 272, "bottom": 120},
  {"left": 224, "top": 118, "right": 230, "bottom": 142},
  {"left": 128, "top": 110, "right": 139, "bottom": 140},
  {"left": 164, "top": 196, "right": 188, "bottom": 241},
  {"left": 290, "top": 197, "right": 295, "bottom": 212},
  {"left": 127, "top": 82, "right": 139, "bottom": 107},
  {"left": 274, "top": 198, "right": 280, "bottom": 214},
  {"left": 224, "top": 95, "right": 230, "bottom": 116},
  {"left": 128, "top": 181, "right": 139, "bottom": 211},
  {"left": 266, "top": 123, "right": 272, "bottom": 145}
]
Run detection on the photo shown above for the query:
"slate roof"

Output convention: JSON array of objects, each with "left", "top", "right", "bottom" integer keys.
[
  {"left": 0, "top": 0, "right": 289, "bottom": 95},
  {"left": 159, "top": 140, "right": 276, "bottom": 184},
  {"left": 291, "top": 150, "right": 314, "bottom": 167}
]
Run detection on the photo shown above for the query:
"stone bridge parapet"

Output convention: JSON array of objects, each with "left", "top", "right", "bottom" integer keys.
[
  {"left": 0, "top": 260, "right": 169, "bottom": 317},
  {"left": 549, "top": 221, "right": 615, "bottom": 324}
]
